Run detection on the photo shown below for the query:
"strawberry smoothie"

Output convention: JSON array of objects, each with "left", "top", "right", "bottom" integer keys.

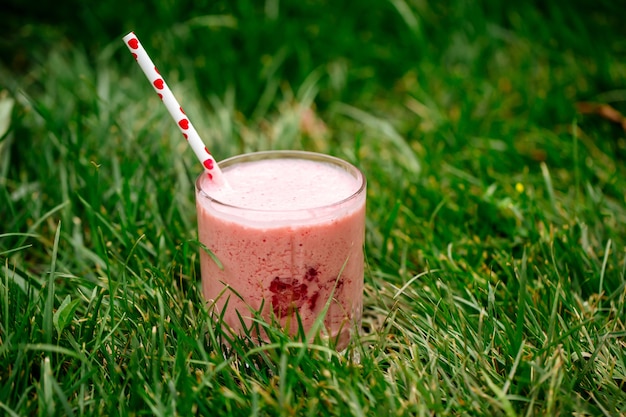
[{"left": 195, "top": 151, "right": 366, "bottom": 349}]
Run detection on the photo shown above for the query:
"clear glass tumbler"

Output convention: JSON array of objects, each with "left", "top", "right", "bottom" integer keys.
[{"left": 195, "top": 150, "right": 366, "bottom": 349}]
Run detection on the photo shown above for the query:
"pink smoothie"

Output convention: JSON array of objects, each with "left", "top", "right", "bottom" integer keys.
[{"left": 195, "top": 151, "right": 366, "bottom": 348}]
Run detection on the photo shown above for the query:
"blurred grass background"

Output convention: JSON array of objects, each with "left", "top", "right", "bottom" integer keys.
[{"left": 1, "top": 0, "right": 626, "bottom": 415}]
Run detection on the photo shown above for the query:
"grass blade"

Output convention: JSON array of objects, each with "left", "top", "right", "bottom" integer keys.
[{"left": 43, "top": 221, "right": 62, "bottom": 345}]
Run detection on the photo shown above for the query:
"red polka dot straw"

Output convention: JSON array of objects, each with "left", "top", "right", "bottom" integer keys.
[{"left": 122, "top": 31, "right": 227, "bottom": 187}]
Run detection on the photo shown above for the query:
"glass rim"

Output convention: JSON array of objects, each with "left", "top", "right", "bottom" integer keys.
[{"left": 195, "top": 150, "right": 366, "bottom": 214}]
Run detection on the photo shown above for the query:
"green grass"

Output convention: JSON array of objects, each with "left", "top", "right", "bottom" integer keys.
[{"left": 2, "top": 0, "right": 626, "bottom": 415}]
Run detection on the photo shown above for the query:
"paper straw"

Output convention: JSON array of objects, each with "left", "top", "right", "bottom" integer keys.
[{"left": 122, "top": 31, "right": 227, "bottom": 187}]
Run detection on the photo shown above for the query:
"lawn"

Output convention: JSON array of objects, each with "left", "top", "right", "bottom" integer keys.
[{"left": 1, "top": 0, "right": 626, "bottom": 415}]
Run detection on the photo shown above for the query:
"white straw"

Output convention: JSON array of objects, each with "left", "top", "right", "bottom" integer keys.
[{"left": 123, "top": 31, "right": 227, "bottom": 187}]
